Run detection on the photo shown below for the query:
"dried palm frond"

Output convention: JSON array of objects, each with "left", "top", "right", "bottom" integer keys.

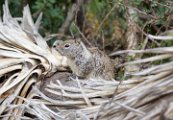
[
  {"left": 0, "top": 0, "right": 66, "bottom": 119},
  {"left": 38, "top": 37, "right": 173, "bottom": 120},
  {"left": 1, "top": 0, "right": 173, "bottom": 120}
]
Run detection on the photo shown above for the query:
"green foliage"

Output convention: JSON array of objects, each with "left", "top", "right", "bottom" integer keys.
[
  {"left": 0, "top": 0, "right": 22, "bottom": 16},
  {"left": 31, "top": 0, "right": 65, "bottom": 34},
  {"left": 86, "top": 0, "right": 127, "bottom": 43},
  {"left": 135, "top": 0, "right": 173, "bottom": 26},
  {"left": 69, "top": 22, "right": 78, "bottom": 35},
  {"left": 89, "top": 0, "right": 106, "bottom": 17},
  {"left": 132, "top": 0, "right": 142, "bottom": 6},
  {"left": 0, "top": 0, "right": 172, "bottom": 44},
  {"left": 0, "top": 0, "right": 73, "bottom": 34}
]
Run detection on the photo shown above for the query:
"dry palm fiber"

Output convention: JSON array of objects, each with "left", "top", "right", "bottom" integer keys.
[
  {"left": 0, "top": 1, "right": 66, "bottom": 119},
  {"left": 0, "top": 1, "right": 173, "bottom": 120}
]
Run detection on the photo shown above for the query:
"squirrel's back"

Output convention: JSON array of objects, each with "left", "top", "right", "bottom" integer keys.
[{"left": 89, "top": 48, "right": 114, "bottom": 80}]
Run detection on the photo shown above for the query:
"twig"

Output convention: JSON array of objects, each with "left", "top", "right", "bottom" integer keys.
[
  {"left": 58, "top": 0, "right": 84, "bottom": 34},
  {"left": 94, "top": 2, "right": 117, "bottom": 37},
  {"left": 75, "top": 77, "right": 92, "bottom": 107},
  {"left": 130, "top": 7, "right": 157, "bottom": 20},
  {"left": 73, "top": 23, "right": 93, "bottom": 47},
  {"left": 148, "top": 34, "right": 173, "bottom": 40},
  {"left": 94, "top": 76, "right": 125, "bottom": 120},
  {"left": 108, "top": 75, "right": 127, "bottom": 107},
  {"left": 136, "top": 24, "right": 161, "bottom": 46}
]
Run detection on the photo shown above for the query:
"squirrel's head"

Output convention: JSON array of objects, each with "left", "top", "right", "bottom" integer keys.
[{"left": 53, "top": 38, "right": 83, "bottom": 58}]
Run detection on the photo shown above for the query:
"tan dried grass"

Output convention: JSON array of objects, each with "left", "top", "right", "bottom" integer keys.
[{"left": 0, "top": 1, "right": 173, "bottom": 120}]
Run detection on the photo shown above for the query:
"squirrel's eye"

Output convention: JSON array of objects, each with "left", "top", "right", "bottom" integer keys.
[{"left": 64, "top": 44, "right": 70, "bottom": 48}]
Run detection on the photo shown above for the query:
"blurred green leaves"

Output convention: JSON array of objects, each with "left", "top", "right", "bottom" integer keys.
[
  {"left": 0, "top": 0, "right": 172, "bottom": 41},
  {"left": 31, "top": 0, "right": 65, "bottom": 34}
]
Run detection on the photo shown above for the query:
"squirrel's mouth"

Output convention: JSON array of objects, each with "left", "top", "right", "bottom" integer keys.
[
  {"left": 54, "top": 47, "right": 64, "bottom": 55},
  {"left": 57, "top": 49, "right": 64, "bottom": 56}
]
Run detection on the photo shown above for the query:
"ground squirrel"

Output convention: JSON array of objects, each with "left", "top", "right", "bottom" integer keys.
[{"left": 53, "top": 38, "right": 114, "bottom": 80}]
